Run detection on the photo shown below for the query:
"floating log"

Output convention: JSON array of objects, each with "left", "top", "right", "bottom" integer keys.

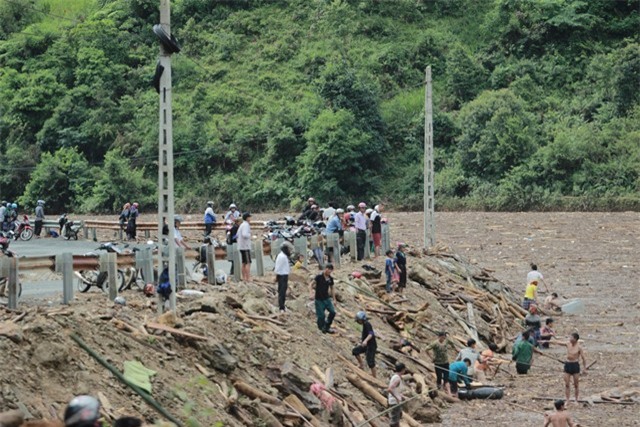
[{"left": 233, "top": 381, "right": 281, "bottom": 405}]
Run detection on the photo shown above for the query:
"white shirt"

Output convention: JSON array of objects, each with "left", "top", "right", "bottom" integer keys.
[
  {"left": 237, "top": 221, "right": 252, "bottom": 250},
  {"left": 274, "top": 251, "right": 291, "bottom": 275},
  {"left": 174, "top": 228, "right": 183, "bottom": 242},
  {"left": 527, "top": 270, "right": 544, "bottom": 284},
  {"left": 388, "top": 373, "right": 404, "bottom": 405},
  {"left": 322, "top": 207, "right": 336, "bottom": 221}
]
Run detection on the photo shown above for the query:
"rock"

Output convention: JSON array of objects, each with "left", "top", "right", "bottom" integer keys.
[
  {"left": 0, "top": 409, "right": 24, "bottom": 427},
  {"left": 410, "top": 404, "right": 441, "bottom": 423},
  {"left": 201, "top": 343, "right": 238, "bottom": 374},
  {"left": 33, "top": 342, "right": 68, "bottom": 367},
  {"left": 157, "top": 311, "right": 179, "bottom": 328},
  {"left": 183, "top": 297, "right": 219, "bottom": 316},
  {"left": 0, "top": 322, "right": 22, "bottom": 343},
  {"left": 224, "top": 296, "right": 243, "bottom": 309},
  {"left": 280, "top": 362, "right": 322, "bottom": 414},
  {"left": 243, "top": 298, "right": 272, "bottom": 316}
]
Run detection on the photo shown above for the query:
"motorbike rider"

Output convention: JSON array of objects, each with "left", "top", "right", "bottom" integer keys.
[
  {"left": 0, "top": 202, "right": 6, "bottom": 229},
  {"left": 224, "top": 203, "right": 240, "bottom": 222},
  {"left": 300, "top": 197, "right": 316, "bottom": 220},
  {"left": 4, "top": 203, "right": 17, "bottom": 232},
  {"left": 35, "top": 200, "right": 45, "bottom": 238},
  {"left": 64, "top": 395, "right": 101, "bottom": 427},
  {"left": 204, "top": 201, "right": 217, "bottom": 236}
]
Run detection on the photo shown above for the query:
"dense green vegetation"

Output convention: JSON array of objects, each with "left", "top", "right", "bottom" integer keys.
[{"left": 0, "top": 0, "right": 638, "bottom": 213}]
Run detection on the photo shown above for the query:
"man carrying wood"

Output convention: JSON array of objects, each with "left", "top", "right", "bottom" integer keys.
[
  {"left": 352, "top": 310, "right": 377, "bottom": 377},
  {"left": 424, "top": 331, "right": 457, "bottom": 390},
  {"left": 544, "top": 399, "right": 577, "bottom": 427},
  {"left": 554, "top": 333, "right": 588, "bottom": 404},
  {"left": 309, "top": 263, "right": 336, "bottom": 334},
  {"left": 387, "top": 363, "right": 406, "bottom": 427}
]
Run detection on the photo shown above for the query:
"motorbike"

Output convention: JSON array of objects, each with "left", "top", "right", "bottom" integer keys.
[
  {"left": 76, "top": 242, "right": 125, "bottom": 293},
  {"left": 120, "top": 242, "right": 159, "bottom": 292},
  {"left": 0, "top": 234, "right": 22, "bottom": 300},
  {"left": 13, "top": 215, "right": 33, "bottom": 241},
  {"left": 59, "top": 213, "right": 82, "bottom": 240}
]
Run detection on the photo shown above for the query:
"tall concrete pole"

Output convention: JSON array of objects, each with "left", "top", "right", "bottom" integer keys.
[
  {"left": 157, "top": 0, "right": 176, "bottom": 311},
  {"left": 424, "top": 66, "right": 435, "bottom": 248}
]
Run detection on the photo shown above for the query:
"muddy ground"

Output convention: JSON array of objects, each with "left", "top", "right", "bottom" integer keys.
[{"left": 2, "top": 211, "right": 639, "bottom": 426}]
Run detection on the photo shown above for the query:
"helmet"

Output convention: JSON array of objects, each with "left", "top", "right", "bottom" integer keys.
[
  {"left": 64, "top": 395, "right": 101, "bottom": 427},
  {"left": 132, "top": 202, "right": 138, "bottom": 207},
  {"left": 347, "top": 205, "right": 355, "bottom": 211},
  {"left": 308, "top": 197, "right": 315, "bottom": 202},
  {"left": 358, "top": 202, "right": 366, "bottom": 208},
  {"left": 11, "top": 203, "right": 17, "bottom": 209},
  {"left": 355, "top": 311, "right": 367, "bottom": 321},
  {"left": 311, "top": 204, "right": 318, "bottom": 209},
  {"left": 174, "top": 215, "right": 183, "bottom": 223},
  {"left": 365, "top": 208, "right": 373, "bottom": 215},
  {"left": 37, "top": 200, "right": 45, "bottom": 205},
  {"left": 336, "top": 208, "right": 344, "bottom": 214},
  {"left": 229, "top": 203, "right": 237, "bottom": 209},
  {"left": 114, "top": 296, "right": 126, "bottom": 306},
  {"left": 143, "top": 283, "right": 155, "bottom": 296},
  {"left": 207, "top": 201, "right": 214, "bottom": 206},
  {"left": 215, "top": 269, "right": 227, "bottom": 285}
]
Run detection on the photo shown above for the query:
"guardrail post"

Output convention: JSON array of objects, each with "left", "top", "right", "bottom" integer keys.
[
  {"left": 254, "top": 239, "right": 264, "bottom": 277},
  {"left": 310, "top": 234, "right": 324, "bottom": 269},
  {"left": 328, "top": 233, "right": 341, "bottom": 268},
  {"left": 364, "top": 230, "right": 371, "bottom": 260},
  {"left": 294, "top": 237, "right": 308, "bottom": 267},
  {"left": 0, "top": 256, "right": 19, "bottom": 309},
  {"left": 270, "top": 238, "right": 284, "bottom": 260},
  {"left": 346, "top": 231, "right": 357, "bottom": 261},
  {"left": 206, "top": 244, "right": 216, "bottom": 285},
  {"left": 100, "top": 252, "right": 118, "bottom": 301},
  {"left": 232, "top": 244, "right": 242, "bottom": 282},
  {"left": 56, "top": 252, "right": 74, "bottom": 304},
  {"left": 144, "top": 230, "right": 150, "bottom": 239},
  {"left": 92, "top": 227, "right": 97, "bottom": 242},
  {"left": 176, "top": 247, "right": 186, "bottom": 290},
  {"left": 84, "top": 226, "right": 89, "bottom": 240},
  {"left": 381, "top": 223, "right": 390, "bottom": 253},
  {"left": 118, "top": 227, "right": 123, "bottom": 241}
]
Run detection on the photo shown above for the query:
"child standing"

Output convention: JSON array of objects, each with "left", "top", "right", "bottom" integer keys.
[
  {"left": 385, "top": 249, "right": 396, "bottom": 293},
  {"left": 394, "top": 243, "right": 407, "bottom": 294}
]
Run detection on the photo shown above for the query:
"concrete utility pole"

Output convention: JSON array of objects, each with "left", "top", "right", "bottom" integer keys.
[
  {"left": 424, "top": 66, "right": 435, "bottom": 248},
  {"left": 157, "top": 0, "right": 176, "bottom": 312}
]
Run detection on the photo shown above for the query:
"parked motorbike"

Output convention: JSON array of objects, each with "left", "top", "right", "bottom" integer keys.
[
  {"left": 76, "top": 242, "right": 125, "bottom": 293},
  {"left": 0, "top": 235, "right": 22, "bottom": 299},
  {"left": 59, "top": 213, "right": 82, "bottom": 240},
  {"left": 13, "top": 215, "right": 33, "bottom": 241}
]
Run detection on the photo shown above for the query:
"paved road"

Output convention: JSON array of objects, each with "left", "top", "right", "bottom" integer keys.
[{"left": 3, "top": 238, "right": 274, "bottom": 302}]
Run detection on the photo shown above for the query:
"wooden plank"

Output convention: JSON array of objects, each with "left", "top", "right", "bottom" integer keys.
[
  {"left": 145, "top": 322, "right": 208, "bottom": 340},
  {"left": 466, "top": 302, "right": 480, "bottom": 343}
]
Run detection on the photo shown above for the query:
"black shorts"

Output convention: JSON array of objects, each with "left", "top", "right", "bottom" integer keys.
[
  {"left": 240, "top": 250, "right": 251, "bottom": 264},
  {"left": 516, "top": 362, "right": 530, "bottom": 375},
  {"left": 564, "top": 361, "right": 580, "bottom": 375},
  {"left": 352, "top": 344, "right": 376, "bottom": 368}
]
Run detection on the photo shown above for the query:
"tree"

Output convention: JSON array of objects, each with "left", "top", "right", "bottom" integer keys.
[{"left": 20, "top": 147, "right": 93, "bottom": 213}]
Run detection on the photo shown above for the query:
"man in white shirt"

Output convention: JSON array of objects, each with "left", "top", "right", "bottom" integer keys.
[
  {"left": 388, "top": 363, "right": 406, "bottom": 427},
  {"left": 237, "top": 212, "right": 252, "bottom": 282},
  {"left": 527, "top": 263, "right": 550, "bottom": 293},
  {"left": 174, "top": 216, "right": 190, "bottom": 249},
  {"left": 274, "top": 243, "right": 292, "bottom": 313},
  {"left": 322, "top": 202, "right": 336, "bottom": 221},
  {"left": 354, "top": 202, "right": 368, "bottom": 260}
]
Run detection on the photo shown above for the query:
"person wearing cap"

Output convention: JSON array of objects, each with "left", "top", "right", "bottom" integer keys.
[
  {"left": 387, "top": 363, "right": 407, "bottom": 427},
  {"left": 544, "top": 399, "right": 577, "bottom": 427},
  {"left": 274, "top": 243, "right": 291, "bottom": 313},
  {"left": 307, "top": 204, "right": 320, "bottom": 221},
  {"left": 34, "top": 200, "right": 45, "bottom": 238},
  {"left": 352, "top": 311, "right": 377, "bottom": 377},
  {"left": 343, "top": 204, "right": 356, "bottom": 228},
  {"left": 354, "top": 202, "right": 367, "bottom": 260},
  {"left": 394, "top": 243, "right": 407, "bottom": 294},
  {"left": 237, "top": 212, "right": 253, "bottom": 281},
  {"left": 309, "top": 263, "right": 336, "bottom": 334},
  {"left": 300, "top": 197, "right": 316, "bottom": 220},
  {"left": 203, "top": 201, "right": 217, "bottom": 236},
  {"left": 224, "top": 204, "right": 240, "bottom": 222},
  {"left": 370, "top": 204, "right": 383, "bottom": 257},
  {"left": 425, "top": 331, "right": 458, "bottom": 390}
]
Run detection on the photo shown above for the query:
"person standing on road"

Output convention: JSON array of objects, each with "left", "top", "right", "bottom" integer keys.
[
  {"left": 224, "top": 204, "right": 240, "bottom": 222},
  {"left": 527, "top": 263, "right": 550, "bottom": 293},
  {"left": 387, "top": 363, "right": 407, "bottom": 427},
  {"left": 425, "top": 331, "right": 457, "bottom": 390},
  {"left": 119, "top": 203, "right": 130, "bottom": 239},
  {"left": 203, "top": 201, "right": 216, "bottom": 237},
  {"left": 127, "top": 202, "right": 139, "bottom": 241},
  {"left": 227, "top": 216, "right": 241, "bottom": 277},
  {"left": 34, "top": 200, "right": 45, "bottom": 238},
  {"left": 556, "top": 333, "right": 588, "bottom": 404},
  {"left": 274, "top": 243, "right": 291, "bottom": 313},
  {"left": 354, "top": 202, "right": 367, "bottom": 260},
  {"left": 309, "top": 263, "right": 336, "bottom": 334},
  {"left": 352, "top": 310, "right": 377, "bottom": 378},
  {"left": 237, "top": 212, "right": 253, "bottom": 282}
]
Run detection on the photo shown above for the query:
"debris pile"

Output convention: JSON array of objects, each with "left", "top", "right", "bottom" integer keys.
[{"left": 0, "top": 245, "right": 531, "bottom": 426}]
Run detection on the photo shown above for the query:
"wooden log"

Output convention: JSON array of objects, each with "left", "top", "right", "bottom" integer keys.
[
  {"left": 255, "top": 403, "right": 286, "bottom": 427},
  {"left": 145, "top": 322, "right": 208, "bottom": 340},
  {"left": 466, "top": 303, "right": 480, "bottom": 344},
  {"left": 336, "top": 353, "right": 388, "bottom": 388},
  {"left": 247, "top": 314, "right": 287, "bottom": 326},
  {"left": 283, "top": 395, "right": 321, "bottom": 427},
  {"left": 233, "top": 381, "right": 281, "bottom": 405},
  {"left": 346, "top": 374, "right": 387, "bottom": 406}
]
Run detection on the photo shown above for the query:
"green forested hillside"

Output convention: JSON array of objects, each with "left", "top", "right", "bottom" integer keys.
[{"left": 0, "top": 0, "right": 638, "bottom": 213}]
